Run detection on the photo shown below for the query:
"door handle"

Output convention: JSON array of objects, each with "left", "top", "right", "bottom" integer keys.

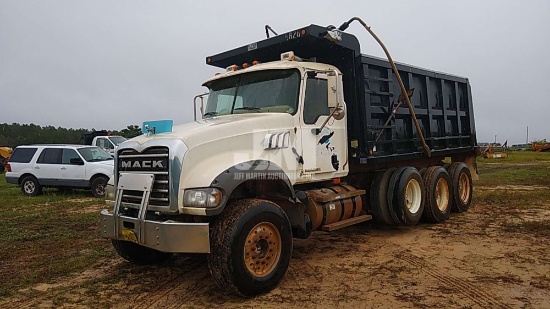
[
  {"left": 34, "top": 166, "right": 40, "bottom": 169},
  {"left": 61, "top": 167, "right": 67, "bottom": 170}
]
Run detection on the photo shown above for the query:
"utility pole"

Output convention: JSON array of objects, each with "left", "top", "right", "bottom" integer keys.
[
  {"left": 494, "top": 135, "right": 497, "bottom": 144},
  {"left": 526, "top": 126, "right": 529, "bottom": 144}
]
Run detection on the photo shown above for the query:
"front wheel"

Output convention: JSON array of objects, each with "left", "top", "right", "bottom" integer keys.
[
  {"left": 91, "top": 176, "right": 108, "bottom": 197},
  {"left": 208, "top": 199, "right": 293, "bottom": 297}
]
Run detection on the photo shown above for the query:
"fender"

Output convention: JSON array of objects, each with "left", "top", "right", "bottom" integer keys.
[{"left": 204, "top": 160, "right": 297, "bottom": 216}]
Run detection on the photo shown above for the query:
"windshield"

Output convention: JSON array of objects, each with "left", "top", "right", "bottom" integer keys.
[
  {"left": 204, "top": 69, "right": 300, "bottom": 118},
  {"left": 78, "top": 147, "right": 113, "bottom": 162},
  {"left": 109, "top": 136, "right": 127, "bottom": 145}
]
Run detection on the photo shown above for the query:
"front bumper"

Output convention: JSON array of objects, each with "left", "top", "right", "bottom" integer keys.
[
  {"left": 100, "top": 210, "right": 210, "bottom": 253},
  {"left": 100, "top": 172, "right": 210, "bottom": 253}
]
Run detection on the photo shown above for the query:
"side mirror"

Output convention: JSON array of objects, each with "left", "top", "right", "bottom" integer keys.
[
  {"left": 70, "top": 158, "right": 84, "bottom": 165},
  {"left": 327, "top": 74, "right": 338, "bottom": 108}
]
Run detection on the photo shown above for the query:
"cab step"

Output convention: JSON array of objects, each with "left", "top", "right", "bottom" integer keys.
[{"left": 321, "top": 214, "right": 372, "bottom": 231}]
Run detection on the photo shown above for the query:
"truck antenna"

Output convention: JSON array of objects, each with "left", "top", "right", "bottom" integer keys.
[
  {"left": 338, "top": 17, "right": 432, "bottom": 157},
  {"left": 265, "top": 25, "right": 278, "bottom": 38}
]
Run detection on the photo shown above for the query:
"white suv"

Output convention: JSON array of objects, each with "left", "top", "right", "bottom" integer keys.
[{"left": 5, "top": 145, "right": 114, "bottom": 197}]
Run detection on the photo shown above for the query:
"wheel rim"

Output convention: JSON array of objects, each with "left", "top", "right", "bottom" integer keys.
[
  {"left": 458, "top": 173, "right": 471, "bottom": 203},
  {"left": 405, "top": 178, "right": 422, "bottom": 214},
  {"left": 435, "top": 178, "right": 450, "bottom": 211},
  {"left": 244, "top": 222, "right": 282, "bottom": 278},
  {"left": 24, "top": 181, "right": 35, "bottom": 194},
  {"left": 95, "top": 182, "right": 106, "bottom": 196}
]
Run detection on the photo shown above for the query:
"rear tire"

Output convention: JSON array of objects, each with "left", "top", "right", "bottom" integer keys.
[
  {"left": 422, "top": 166, "right": 451, "bottom": 223},
  {"left": 208, "top": 199, "right": 293, "bottom": 297},
  {"left": 91, "top": 176, "right": 108, "bottom": 197},
  {"left": 386, "top": 167, "right": 408, "bottom": 224},
  {"left": 21, "top": 176, "right": 42, "bottom": 196},
  {"left": 370, "top": 168, "right": 396, "bottom": 225},
  {"left": 448, "top": 162, "right": 473, "bottom": 213},
  {"left": 390, "top": 167, "right": 425, "bottom": 226},
  {"left": 112, "top": 240, "right": 172, "bottom": 265}
]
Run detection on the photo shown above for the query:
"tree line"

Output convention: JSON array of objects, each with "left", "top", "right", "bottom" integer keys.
[{"left": 0, "top": 123, "right": 142, "bottom": 148}]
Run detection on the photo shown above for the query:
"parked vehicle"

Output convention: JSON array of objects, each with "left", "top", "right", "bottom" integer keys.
[
  {"left": 82, "top": 131, "right": 127, "bottom": 155},
  {"left": 100, "top": 21, "right": 478, "bottom": 297},
  {"left": 0, "top": 147, "right": 12, "bottom": 173},
  {"left": 6, "top": 145, "right": 114, "bottom": 197}
]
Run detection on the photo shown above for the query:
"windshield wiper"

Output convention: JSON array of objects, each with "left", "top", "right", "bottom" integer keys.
[{"left": 234, "top": 107, "right": 261, "bottom": 111}]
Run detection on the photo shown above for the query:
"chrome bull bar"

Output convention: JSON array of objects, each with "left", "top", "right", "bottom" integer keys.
[{"left": 100, "top": 172, "right": 210, "bottom": 253}]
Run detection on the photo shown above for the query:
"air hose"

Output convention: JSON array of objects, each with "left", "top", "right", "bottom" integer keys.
[{"left": 339, "top": 17, "right": 432, "bottom": 157}]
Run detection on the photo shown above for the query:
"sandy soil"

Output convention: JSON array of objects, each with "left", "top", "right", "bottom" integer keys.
[{"left": 2, "top": 190, "right": 549, "bottom": 309}]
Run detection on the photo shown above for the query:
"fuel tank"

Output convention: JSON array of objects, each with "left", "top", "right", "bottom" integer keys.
[{"left": 305, "top": 185, "right": 365, "bottom": 230}]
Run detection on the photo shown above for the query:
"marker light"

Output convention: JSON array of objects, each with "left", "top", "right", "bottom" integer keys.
[
  {"left": 242, "top": 63, "right": 249, "bottom": 69},
  {"left": 226, "top": 65, "right": 239, "bottom": 72},
  {"left": 281, "top": 51, "right": 295, "bottom": 61},
  {"left": 252, "top": 60, "right": 260, "bottom": 65}
]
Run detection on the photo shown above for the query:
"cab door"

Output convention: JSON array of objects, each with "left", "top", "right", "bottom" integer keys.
[{"left": 299, "top": 73, "right": 347, "bottom": 178}]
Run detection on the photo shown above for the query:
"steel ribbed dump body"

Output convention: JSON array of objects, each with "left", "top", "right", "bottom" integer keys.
[{"left": 356, "top": 55, "right": 476, "bottom": 164}]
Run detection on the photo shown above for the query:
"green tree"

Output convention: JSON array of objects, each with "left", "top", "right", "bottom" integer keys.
[{"left": 120, "top": 125, "right": 142, "bottom": 138}]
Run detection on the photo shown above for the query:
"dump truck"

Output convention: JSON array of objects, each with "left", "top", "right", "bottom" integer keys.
[{"left": 100, "top": 19, "right": 477, "bottom": 297}]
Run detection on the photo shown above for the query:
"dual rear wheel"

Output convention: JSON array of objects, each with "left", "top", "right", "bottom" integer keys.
[{"left": 370, "top": 162, "right": 472, "bottom": 225}]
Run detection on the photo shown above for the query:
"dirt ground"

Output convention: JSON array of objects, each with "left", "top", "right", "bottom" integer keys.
[{"left": 2, "top": 184, "right": 549, "bottom": 309}]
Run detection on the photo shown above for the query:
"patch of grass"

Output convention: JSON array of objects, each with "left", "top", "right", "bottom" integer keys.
[
  {"left": 0, "top": 174, "right": 115, "bottom": 300},
  {"left": 476, "top": 152, "right": 550, "bottom": 186},
  {"left": 474, "top": 189, "right": 550, "bottom": 208}
]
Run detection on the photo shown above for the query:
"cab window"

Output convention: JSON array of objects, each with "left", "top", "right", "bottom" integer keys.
[{"left": 303, "top": 78, "right": 330, "bottom": 124}]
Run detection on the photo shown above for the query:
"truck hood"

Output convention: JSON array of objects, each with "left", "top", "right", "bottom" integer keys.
[{"left": 131, "top": 113, "right": 295, "bottom": 148}]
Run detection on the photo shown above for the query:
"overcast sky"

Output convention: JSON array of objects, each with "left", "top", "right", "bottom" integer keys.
[{"left": 1, "top": 0, "right": 549, "bottom": 144}]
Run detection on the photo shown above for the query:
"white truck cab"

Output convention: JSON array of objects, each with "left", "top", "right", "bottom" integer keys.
[{"left": 92, "top": 136, "right": 127, "bottom": 155}]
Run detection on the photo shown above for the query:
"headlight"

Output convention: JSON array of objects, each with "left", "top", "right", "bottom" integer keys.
[{"left": 183, "top": 188, "right": 222, "bottom": 208}]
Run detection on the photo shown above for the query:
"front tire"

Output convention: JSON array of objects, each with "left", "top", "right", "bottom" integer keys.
[
  {"left": 91, "top": 176, "right": 108, "bottom": 197},
  {"left": 21, "top": 176, "right": 42, "bottom": 196},
  {"left": 208, "top": 199, "right": 293, "bottom": 297},
  {"left": 111, "top": 240, "right": 172, "bottom": 265}
]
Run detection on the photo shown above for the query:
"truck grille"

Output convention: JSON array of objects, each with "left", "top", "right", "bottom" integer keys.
[{"left": 117, "top": 147, "right": 170, "bottom": 207}]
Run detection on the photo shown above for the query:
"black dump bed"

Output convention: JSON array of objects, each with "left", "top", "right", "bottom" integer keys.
[
  {"left": 81, "top": 130, "right": 109, "bottom": 145},
  {"left": 207, "top": 24, "right": 476, "bottom": 166}
]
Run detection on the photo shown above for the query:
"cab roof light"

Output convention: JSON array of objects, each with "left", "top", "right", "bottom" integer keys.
[
  {"left": 226, "top": 65, "right": 239, "bottom": 72},
  {"left": 281, "top": 51, "right": 302, "bottom": 61},
  {"left": 242, "top": 63, "right": 249, "bottom": 69},
  {"left": 252, "top": 60, "right": 260, "bottom": 65}
]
